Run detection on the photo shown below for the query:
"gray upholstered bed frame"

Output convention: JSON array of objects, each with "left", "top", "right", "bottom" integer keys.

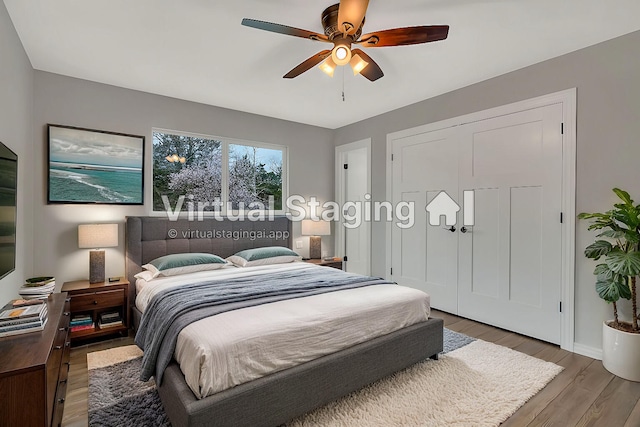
[{"left": 125, "top": 216, "right": 444, "bottom": 427}]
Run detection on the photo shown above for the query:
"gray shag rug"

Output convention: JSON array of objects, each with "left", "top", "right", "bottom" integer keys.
[{"left": 88, "top": 328, "right": 551, "bottom": 427}]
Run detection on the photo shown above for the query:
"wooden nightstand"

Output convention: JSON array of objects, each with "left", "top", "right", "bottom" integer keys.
[
  {"left": 304, "top": 258, "right": 344, "bottom": 270},
  {"left": 61, "top": 278, "right": 129, "bottom": 344}
]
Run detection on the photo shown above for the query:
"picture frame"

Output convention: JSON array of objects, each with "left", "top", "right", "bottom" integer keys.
[{"left": 47, "top": 124, "right": 145, "bottom": 205}]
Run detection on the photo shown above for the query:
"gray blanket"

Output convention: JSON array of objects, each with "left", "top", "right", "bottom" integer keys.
[{"left": 135, "top": 266, "right": 393, "bottom": 384}]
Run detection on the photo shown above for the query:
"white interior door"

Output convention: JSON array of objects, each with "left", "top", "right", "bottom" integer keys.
[
  {"left": 391, "top": 128, "right": 459, "bottom": 313},
  {"left": 336, "top": 140, "right": 371, "bottom": 275},
  {"left": 457, "top": 104, "right": 563, "bottom": 344}
]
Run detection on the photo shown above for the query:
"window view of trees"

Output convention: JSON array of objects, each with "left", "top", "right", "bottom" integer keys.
[
  {"left": 152, "top": 131, "right": 284, "bottom": 212},
  {"left": 229, "top": 144, "right": 283, "bottom": 210}
]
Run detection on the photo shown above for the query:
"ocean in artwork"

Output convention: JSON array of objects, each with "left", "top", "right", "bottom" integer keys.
[{"left": 49, "top": 162, "right": 142, "bottom": 203}]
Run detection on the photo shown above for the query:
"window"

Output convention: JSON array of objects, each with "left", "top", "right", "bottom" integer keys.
[
  {"left": 229, "top": 143, "right": 283, "bottom": 210},
  {"left": 152, "top": 129, "right": 286, "bottom": 214}
]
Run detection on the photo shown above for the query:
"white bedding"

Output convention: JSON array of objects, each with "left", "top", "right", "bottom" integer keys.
[{"left": 136, "top": 262, "right": 431, "bottom": 399}]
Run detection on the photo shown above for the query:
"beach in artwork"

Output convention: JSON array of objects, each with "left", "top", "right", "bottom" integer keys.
[{"left": 49, "top": 127, "right": 143, "bottom": 204}]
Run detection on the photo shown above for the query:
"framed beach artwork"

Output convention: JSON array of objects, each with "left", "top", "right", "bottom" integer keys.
[{"left": 47, "top": 125, "right": 144, "bottom": 205}]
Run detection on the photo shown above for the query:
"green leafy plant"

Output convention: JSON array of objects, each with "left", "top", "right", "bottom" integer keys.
[{"left": 578, "top": 188, "right": 640, "bottom": 333}]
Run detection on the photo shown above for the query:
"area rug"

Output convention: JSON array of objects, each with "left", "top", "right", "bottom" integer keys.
[{"left": 87, "top": 329, "right": 561, "bottom": 427}]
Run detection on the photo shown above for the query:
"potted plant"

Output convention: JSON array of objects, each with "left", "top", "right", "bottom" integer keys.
[{"left": 579, "top": 188, "right": 640, "bottom": 381}]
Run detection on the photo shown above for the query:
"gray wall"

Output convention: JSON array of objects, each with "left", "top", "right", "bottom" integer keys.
[
  {"left": 33, "top": 71, "right": 334, "bottom": 287},
  {"left": 333, "top": 30, "right": 640, "bottom": 350},
  {"left": 0, "top": 1, "right": 34, "bottom": 302}
]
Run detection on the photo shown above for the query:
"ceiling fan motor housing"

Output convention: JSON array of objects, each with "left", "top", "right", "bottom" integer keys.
[{"left": 322, "top": 3, "right": 364, "bottom": 41}]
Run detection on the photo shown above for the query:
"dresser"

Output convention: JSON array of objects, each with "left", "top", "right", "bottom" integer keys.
[{"left": 0, "top": 294, "right": 71, "bottom": 427}]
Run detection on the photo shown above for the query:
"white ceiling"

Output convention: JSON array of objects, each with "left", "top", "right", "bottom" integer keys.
[{"left": 5, "top": 0, "right": 640, "bottom": 129}]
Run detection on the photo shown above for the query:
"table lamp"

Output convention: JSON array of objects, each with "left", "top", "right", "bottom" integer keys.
[
  {"left": 301, "top": 220, "right": 330, "bottom": 259},
  {"left": 78, "top": 224, "right": 118, "bottom": 283}
]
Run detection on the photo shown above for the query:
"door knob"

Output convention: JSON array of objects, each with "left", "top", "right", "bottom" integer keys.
[
  {"left": 460, "top": 227, "right": 468, "bottom": 233},
  {"left": 444, "top": 226, "right": 456, "bottom": 232}
]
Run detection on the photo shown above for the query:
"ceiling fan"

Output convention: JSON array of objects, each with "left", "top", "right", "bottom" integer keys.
[{"left": 241, "top": 0, "right": 449, "bottom": 82}]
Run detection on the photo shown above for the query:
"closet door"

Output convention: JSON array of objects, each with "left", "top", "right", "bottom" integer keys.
[
  {"left": 457, "top": 103, "right": 563, "bottom": 344},
  {"left": 391, "top": 128, "right": 459, "bottom": 313}
]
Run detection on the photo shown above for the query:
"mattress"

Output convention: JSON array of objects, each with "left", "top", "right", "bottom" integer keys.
[{"left": 136, "top": 262, "right": 431, "bottom": 399}]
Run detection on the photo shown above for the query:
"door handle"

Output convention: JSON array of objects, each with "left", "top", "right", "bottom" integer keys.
[
  {"left": 444, "top": 226, "right": 456, "bottom": 232},
  {"left": 460, "top": 226, "right": 468, "bottom": 233}
]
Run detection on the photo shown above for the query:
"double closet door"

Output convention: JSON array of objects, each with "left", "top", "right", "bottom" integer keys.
[{"left": 391, "top": 103, "right": 563, "bottom": 344}]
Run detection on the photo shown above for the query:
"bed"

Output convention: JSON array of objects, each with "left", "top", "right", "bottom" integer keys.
[{"left": 125, "top": 216, "right": 443, "bottom": 427}]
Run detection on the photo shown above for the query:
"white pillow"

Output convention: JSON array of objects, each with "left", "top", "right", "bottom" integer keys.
[
  {"left": 134, "top": 270, "right": 155, "bottom": 282},
  {"left": 140, "top": 253, "right": 229, "bottom": 279},
  {"left": 226, "top": 246, "right": 302, "bottom": 267},
  {"left": 227, "top": 254, "right": 301, "bottom": 267}
]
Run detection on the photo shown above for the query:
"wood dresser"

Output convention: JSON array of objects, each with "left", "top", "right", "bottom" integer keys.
[{"left": 0, "top": 293, "right": 71, "bottom": 427}]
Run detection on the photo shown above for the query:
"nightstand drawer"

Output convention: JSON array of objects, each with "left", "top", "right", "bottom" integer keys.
[
  {"left": 322, "top": 261, "right": 343, "bottom": 269},
  {"left": 70, "top": 288, "right": 125, "bottom": 312}
]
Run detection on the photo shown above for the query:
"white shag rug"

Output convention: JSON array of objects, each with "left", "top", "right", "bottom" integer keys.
[{"left": 287, "top": 340, "right": 563, "bottom": 427}]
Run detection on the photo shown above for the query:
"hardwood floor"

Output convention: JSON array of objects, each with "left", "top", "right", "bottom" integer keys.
[
  {"left": 62, "top": 311, "right": 640, "bottom": 426},
  {"left": 62, "top": 334, "right": 135, "bottom": 427}
]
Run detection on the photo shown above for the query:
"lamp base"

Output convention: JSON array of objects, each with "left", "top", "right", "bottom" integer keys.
[
  {"left": 309, "top": 236, "right": 321, "bottom": 259},
  {"left": 89, "top": 250, "right": 106, "bottom": 284}
]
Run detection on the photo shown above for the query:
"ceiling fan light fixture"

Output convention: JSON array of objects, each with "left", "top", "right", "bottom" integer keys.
[
  {"left": 350, "top": 53, "right": 369, "bottom": 75},
  {"left": 319, "top": 57, "right": 337, "bottom": 77},
  {"left": 331, "top": 43, "right": 352, "bottom": 66}
]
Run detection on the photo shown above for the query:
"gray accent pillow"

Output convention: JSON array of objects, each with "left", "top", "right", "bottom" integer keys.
[
  {"left": 227, "top": 246, "right": 301, "bottom": 267},
  {"left": 142, "top": 253, "right": 227, "bottom": 278}
]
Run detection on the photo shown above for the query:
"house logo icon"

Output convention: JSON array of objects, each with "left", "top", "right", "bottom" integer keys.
[{"left": 425, "top": 190, "right": 475, "bottom": 227}]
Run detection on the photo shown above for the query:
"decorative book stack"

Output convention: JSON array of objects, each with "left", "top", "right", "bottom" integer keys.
[
  {"left": 0, "top": 301, "right": 49, "bottom": 337},
  {"left": 19, "top": 276, "right": 56, "bottom": 300},
  {"left": 70, "top": 314, "right": 94, "bottom": 332},
  {"left": 98, "top": 311, "right": 123, "bottom": 329}
]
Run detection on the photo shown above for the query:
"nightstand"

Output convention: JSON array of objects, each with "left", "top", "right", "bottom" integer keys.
[
  {"left": 304, "top": 258, "right": 344, "bottom": 270},
  {"left": 61, "top": 278, "right": 129, "bottom": 344}
]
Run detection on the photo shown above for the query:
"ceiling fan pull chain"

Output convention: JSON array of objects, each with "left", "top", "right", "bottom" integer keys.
[{"left": 342, "top": 66, "right": 346, "bottom": 102}]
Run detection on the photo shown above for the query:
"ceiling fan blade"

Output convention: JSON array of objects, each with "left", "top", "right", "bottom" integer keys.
[
  {"left": 357, "top": 25, "right": 449, "bottom": 47},
  {"left": 242, "top": 18, "right": 329, "bottom": 42},
  {"left": 283, "top": 50, "right": 332, "bottom": 79},
  {"left": 351, "top": 49, "right": 383, "bottom": 81},
  {"left": 337, "top": 0, "right": 370, "bottom": 35}
]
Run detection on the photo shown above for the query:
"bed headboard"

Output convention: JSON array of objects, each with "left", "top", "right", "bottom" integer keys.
[{"left": 125, "top": 216, "right": 292, "bottom": 301}]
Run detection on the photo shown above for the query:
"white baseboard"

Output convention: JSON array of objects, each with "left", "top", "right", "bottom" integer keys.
[{"left": 573, "top": 342, "right": 602, "bottom": 360}]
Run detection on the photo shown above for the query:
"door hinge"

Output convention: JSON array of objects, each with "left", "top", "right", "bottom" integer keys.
[
  {"left": 391, "top": 154, "right": 394, "bottom": 161},
  {"left": 343, "top": 256, "right": 348, "bottom": 262},
  {"left": 561, "top": 123, "right": 564, "bottom": 135},
  {"left": 560, "top": 212, "right": 563, "bottom": 223},
  {"left": 343, "top": 163, "right": 348, "bottom": 170},
  {"left": 390, "top": 267, "right": 393, "bottom": 275},
  {"left": 559, "top": 301, "right": 563, "bottom": 312}
]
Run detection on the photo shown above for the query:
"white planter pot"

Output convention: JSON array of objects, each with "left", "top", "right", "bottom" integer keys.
[{"left": 602, "top": 320, "right": 640, "bottom": 382}]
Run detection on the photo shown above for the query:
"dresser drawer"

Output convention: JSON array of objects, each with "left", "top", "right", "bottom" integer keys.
[
  {"left": 46, "top": 338, "right": 65, "bottom": 426},
  {"left": 70, "top": 288, "right": 125, "bottom": 312},
  {"left": 53, "top": 324, "right": 68, "bottom": 349},
  {"left": 51, "top": 376, "right": 68, "bottom": 427}
]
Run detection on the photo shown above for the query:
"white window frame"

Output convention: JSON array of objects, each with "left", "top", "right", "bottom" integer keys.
[{"left": 150, "top": 128, "right": 289, "bottom": 217}]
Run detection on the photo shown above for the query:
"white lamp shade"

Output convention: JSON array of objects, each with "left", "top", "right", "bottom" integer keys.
[
  {"left": 301, "top": 220, "right": 331, "bottom": 236},
  {"left": 78, "top": 224, "right": 119, "bottom": 249}
]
